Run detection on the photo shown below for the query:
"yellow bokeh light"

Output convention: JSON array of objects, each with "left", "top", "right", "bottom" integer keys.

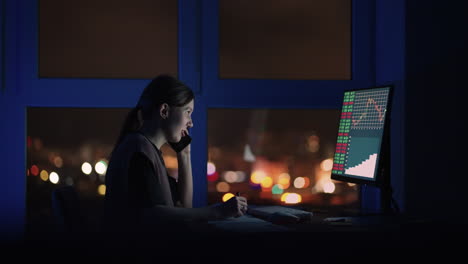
[
  {"left": 98, "top": 184, "right": 106, "bottom": 196},
  {"left": 40, "top": 170, "right": 49, "bottom": 181},
  {"left": 320, "top": 158, "right": 334, "bottom": 171},
  {"left": 280, "top": 192, "right": 290, "bottom": 202},
  {"left": 250, "top": 170, "right": 266, "bottom": 184},
  {"left": 222, "top": 193, "right": 235, "bottom": 202},
  {"left": 216, "top": 182, "right": 230, "bottom": 193},
  {"left": 284, "top": 193, "right": 302, "bottom": 204},
  {"left": 260, "top": 176, "right": 273, "bottom": 188},
  {"left": 278, "top": 173, "right": 291, "bottom": 189}
]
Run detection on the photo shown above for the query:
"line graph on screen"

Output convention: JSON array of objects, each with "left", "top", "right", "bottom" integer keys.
[{"left": 351, "top": 90, "right": 389, "bottom": 130}]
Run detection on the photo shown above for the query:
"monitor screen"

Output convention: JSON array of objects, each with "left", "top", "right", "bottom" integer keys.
[{"left": 331, "top": 86, "right": 392, "bottom": 185}]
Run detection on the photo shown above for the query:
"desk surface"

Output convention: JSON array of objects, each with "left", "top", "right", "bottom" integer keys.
[
  {"left": 12, "top": 214, "right": 466, "bottom": 262},
  {"left": 207, "top": 212, "right": 425, "bottom": 232}
]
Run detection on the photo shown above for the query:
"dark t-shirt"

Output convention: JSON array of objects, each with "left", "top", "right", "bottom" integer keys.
[
  {"left": 128, "top": 136, "right": 179, "bottom": 208},
  {"left": 103, "top": 132, "right": 180, "bottom": 234}
]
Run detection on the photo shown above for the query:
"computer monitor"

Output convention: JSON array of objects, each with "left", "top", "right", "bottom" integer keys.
[{"left": 331, "top": 86, "right": 393, "bottom": 188}]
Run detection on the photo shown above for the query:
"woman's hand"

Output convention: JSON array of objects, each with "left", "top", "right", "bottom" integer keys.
[
  {"left": 215, "top": 195, "right": 248, "bottom": 218},
  {"left": 179, "top": 129, "right": 191, "bottom": 155}
]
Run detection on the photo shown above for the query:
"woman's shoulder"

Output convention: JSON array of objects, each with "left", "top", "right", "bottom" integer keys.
[
  {"left": 107, "top": 133, "right": 155, "bottom": 170},
  {"left": 111, "top": 132, "right": 149, "bottom": 157},
  {"left": 119, "top": 132, "right": 148, "bottom": 147},
  {"left": 121, "top": 132, "right": 157, "bottom": 157}
]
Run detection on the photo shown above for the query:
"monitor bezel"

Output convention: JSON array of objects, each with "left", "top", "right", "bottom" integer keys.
[{"left": 331, "top": 85, "right": 394, "bottom": 187}]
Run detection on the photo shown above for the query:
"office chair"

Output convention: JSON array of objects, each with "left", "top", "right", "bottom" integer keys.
[{"left": 51, "top": 185, "right": 86, "bottom": 234}]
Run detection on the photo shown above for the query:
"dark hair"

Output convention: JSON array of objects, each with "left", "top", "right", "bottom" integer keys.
[{"left": 111, "top": 75, "right": 194, "bottom": 154}]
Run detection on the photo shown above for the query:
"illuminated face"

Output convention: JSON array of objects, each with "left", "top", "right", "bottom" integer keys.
[{"left": 165, "top": 99, "right": 194, "bottom": 143}]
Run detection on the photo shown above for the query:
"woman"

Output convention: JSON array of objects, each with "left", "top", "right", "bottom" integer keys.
[{"left": 103, "top": 74, "right": 247, "bottom": 235}]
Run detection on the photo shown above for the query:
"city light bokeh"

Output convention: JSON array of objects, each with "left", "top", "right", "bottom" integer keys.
[
  {"left": 207, "top": 108, "right": 359, "bottom": 211},
  {"left": 26, "top": 108, "right": 130, "bottom": 234}
]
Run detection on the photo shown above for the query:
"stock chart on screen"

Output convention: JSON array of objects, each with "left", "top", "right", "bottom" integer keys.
[{"left": 332, "top": 87, "right": 390, "bottom": 180}]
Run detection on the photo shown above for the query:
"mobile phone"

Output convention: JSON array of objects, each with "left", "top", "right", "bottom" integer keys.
[{"left": 168, "top": 134, "right": 192, "bottom": 153}]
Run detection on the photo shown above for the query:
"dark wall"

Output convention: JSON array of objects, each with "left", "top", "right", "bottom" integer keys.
[{"left": 405, "top": 0, "right": 466, "bottom": 220}]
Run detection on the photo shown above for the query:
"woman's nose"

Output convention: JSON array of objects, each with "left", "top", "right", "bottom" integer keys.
[{"left": 187, "top": 119, "right": 194, "bottom": 128}]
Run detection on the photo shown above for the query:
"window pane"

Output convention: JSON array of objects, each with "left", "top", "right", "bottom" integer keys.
[
  {"left": 39, "top": 0, "right": 178, "bottom": 78},
  {"left": 207, "top": 108, "right": 358, "bottom": 212},
  {"left": 26, "top": 108, "right": 178, "bottom": 234},
  {"left": 219, "top": 0, "right": 351, "bottom": 80}
]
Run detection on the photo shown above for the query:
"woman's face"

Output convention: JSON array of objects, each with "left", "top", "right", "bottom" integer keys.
[{"left": 164, "top": 99, "right": 194, "bottom": 143}]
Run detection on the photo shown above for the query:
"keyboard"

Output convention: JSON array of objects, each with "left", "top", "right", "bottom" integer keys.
[{"left": 247, "top": 205, "right": 315, "bottom": 225}]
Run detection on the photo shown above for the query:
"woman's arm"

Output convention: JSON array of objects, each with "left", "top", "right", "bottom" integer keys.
[
  {"left": 177, "top": 146, "right": 193, "bottom": 208},
  {"left": 128, "top": 147, "right": 247, "bottom": 224},
  {"left": 142, "top": 196, "right": 248, "bottom": 223},
  {"left": 176, "top": 132, "right": 193, "bottom": 208}
]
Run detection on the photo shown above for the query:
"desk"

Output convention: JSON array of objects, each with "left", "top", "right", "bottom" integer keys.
[
  {"left": 206, "top": 213, "right": 413, "bottom": 232},
  {"left": 198, "top": 213, "right": 466, "bottom": 260},
  {"left": 11, "top": 214, "right": 467, "bottom": 262},
  {"left": 207, "top": 214, "right": 291, "bottom": 232}
]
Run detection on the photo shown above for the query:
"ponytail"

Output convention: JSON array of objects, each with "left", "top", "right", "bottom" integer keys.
[{"left": 109, "top": 107, "right": 143, "bottom": 158}]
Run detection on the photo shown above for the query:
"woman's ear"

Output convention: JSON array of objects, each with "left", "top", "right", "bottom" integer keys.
[{"left": 159, "top": 103, "right": 170, "bottom": 119}]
